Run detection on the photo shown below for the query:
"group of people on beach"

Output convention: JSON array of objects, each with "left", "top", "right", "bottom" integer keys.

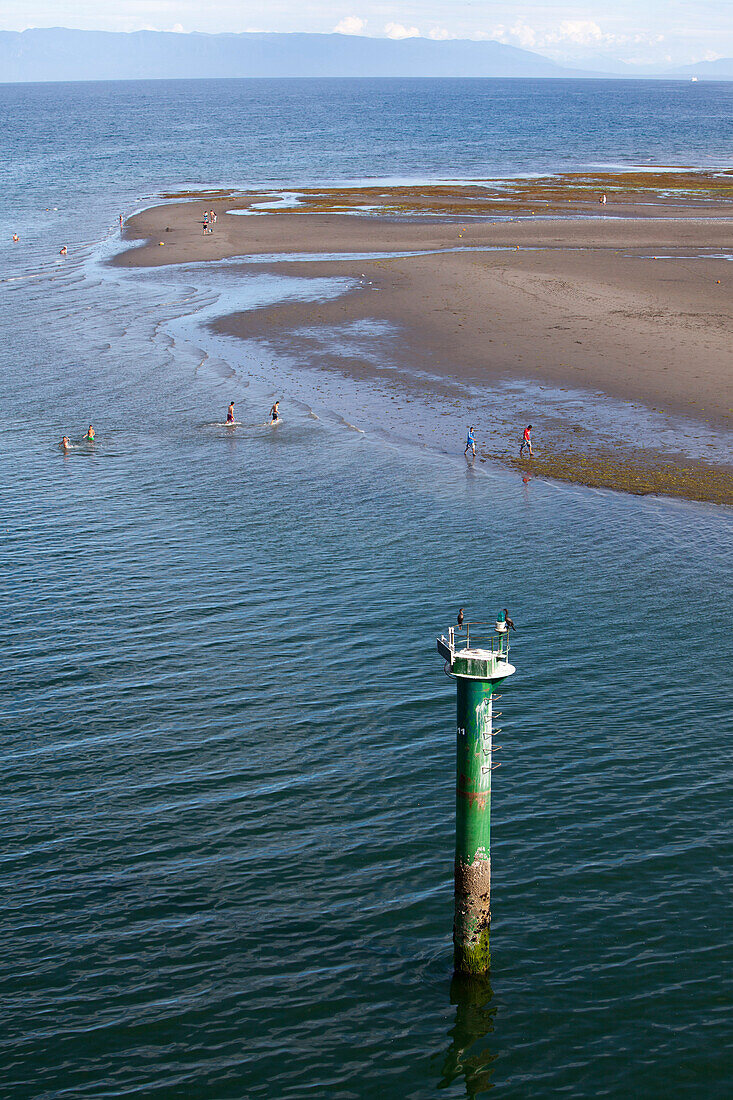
[
  {"left": 464, "top": 423, "right": 534, "bottom": 459},
  {"left": 60, "top": 404, "right": 282, "bottom": 451},
  {"left": 10, "top": 209, "right": 127, "bottom": 251},
  {"left": 202, "top": 210, "right": 217, "bottom": 234}
]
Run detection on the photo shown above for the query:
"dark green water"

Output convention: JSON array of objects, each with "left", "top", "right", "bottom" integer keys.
[{"left": 1, "top": 79, "right": 732, "bottom": 1098}]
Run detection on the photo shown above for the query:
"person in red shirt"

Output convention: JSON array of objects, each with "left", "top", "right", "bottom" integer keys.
[{"left": 520, "top": 424, "right": 533, "bottom": 458}]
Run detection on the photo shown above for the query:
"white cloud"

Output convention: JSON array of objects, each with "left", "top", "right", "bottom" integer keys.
[
  {"left": 490, "top": 17, "right": 668, "bottom": 57},
  {"left": 384, "top": 22, "right": 419, "bottom": 40},
  {"left": 508, "top": 21, "right": 537, "bottom": 49},
  {"left": 427, "top": 27, "right": 498, "bottom": 42},
  {"left": 334, "top": 16, "right": 366, "bottom": 36},
  {"left": 171, "top": 22, "right": 184, "bottom": 32},
  {"left": 490, "top": 22, "right": 536, "bottom": 49},
  {"left": 547, "top": 20, "right": 604, "bottom": 46}
]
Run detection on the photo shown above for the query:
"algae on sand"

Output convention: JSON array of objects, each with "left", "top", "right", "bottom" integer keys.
[{"left": 496, "top": 447, "right": 733, "bottom": 507}]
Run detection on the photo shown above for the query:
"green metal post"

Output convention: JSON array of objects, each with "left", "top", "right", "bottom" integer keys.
[
  {"left": 437, "top": 622, "right": 515, "bottom": 974},
  {"left": 454, "top": 677, "right": 498, "bottom": 973}
]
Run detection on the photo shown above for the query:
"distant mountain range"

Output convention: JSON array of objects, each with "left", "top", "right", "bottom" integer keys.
[
  {"left": 671, "top": 57, "right": 733, "bottom": 79},
  {"left": 0, "top": 29, "right": 730, "bottom": 83}
]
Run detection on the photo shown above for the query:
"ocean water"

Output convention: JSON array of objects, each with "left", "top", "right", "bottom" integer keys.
[{"left": 1, "top": 79, "right": 732, "bottom": 1098}]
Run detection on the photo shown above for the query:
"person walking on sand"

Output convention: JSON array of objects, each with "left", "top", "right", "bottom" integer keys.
[
  {"left": 226, "top": 401, "right": 235, "bottom": 424},
  {"left": 600, "top": 193, "right": 607, "bottom": 205},
  {"left": 520, "top": 424, "right": 533, "bottom": 458},
  {"left": 464, "top": 425, "right": 476, "bottom": 456}
]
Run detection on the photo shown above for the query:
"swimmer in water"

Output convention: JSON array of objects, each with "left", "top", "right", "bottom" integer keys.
[
  {"left": 226, "top": 401, "right": 235, "bottom": 423},
  {"left": 84, "top": 425, "right": 95, "bottom": 442},
  {"left": 59, "top": 245, "right": 68, "bottom": 256},
  {"left": 269, "top": 401, "right": 280, "bottom": 424},
  {"left": 60, "top": 436, "right": 71, "bottom": 451}
]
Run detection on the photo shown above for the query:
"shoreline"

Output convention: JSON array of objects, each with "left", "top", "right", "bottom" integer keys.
[{"left": 114, "top": 182, "right": 733, "bottom": 506}]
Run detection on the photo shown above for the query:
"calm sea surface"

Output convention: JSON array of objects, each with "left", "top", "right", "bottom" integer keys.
[{"left": 1, "top": 80, "right": 732, "bottom": 1098}]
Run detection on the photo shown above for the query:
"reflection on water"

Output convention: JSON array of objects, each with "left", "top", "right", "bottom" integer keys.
[{"left": 438, "top": 975, "right": 497, "bottom": 1098}]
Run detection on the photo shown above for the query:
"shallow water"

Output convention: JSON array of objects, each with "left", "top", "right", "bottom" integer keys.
[{"left": 2, "top": 79, "right": 732, "bottom": 1098}]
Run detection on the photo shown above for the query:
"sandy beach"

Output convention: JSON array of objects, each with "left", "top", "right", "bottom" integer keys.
[{"left": 116, "top": 180, "right": 733, "bottom": 504}]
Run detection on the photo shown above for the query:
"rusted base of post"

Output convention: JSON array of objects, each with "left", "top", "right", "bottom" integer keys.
[{"left": 453, "top": 855, "right": 491, "bottom": 973}]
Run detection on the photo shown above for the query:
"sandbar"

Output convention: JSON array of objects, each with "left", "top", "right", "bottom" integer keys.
[{"left": 115, "top": 178, "right": 733, "bottom": 505}]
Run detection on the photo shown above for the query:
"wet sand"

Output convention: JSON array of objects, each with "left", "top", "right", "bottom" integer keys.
[{"left": 115, "top": 184, "right": 733, "bottom": 504}]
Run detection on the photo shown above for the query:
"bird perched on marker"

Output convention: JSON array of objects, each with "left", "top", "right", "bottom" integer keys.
[
  {"left": 457, "top": 608, "right": 464, "bottom": 630},
  {"left": 503, "top": 609, "right": 516, "bottom": 631}
]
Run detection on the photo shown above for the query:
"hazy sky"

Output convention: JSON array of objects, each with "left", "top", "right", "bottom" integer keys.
[{"left": 1, "top": 1, "right": 730, "bottom": 68}]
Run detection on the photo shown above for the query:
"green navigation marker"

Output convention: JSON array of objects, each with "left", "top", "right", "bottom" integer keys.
[{"left": 437, "top": 618, "right": 516, "bottom": 973}]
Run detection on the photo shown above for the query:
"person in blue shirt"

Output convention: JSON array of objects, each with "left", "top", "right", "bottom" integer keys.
[{"left": 464, "top": 425, "right": 476, "bottom": 456}]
